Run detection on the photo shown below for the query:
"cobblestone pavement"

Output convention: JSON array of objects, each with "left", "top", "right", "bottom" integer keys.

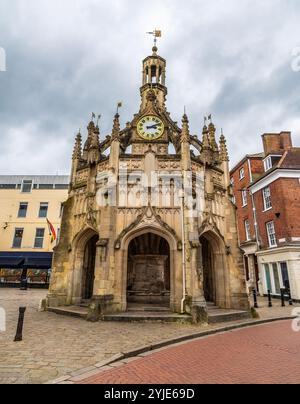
[
  {"left": 0, "top": 289, "right": 297, "bottom": 384},
  {"left": 80, "top": 320, "right": 300, "bottom": 384}
]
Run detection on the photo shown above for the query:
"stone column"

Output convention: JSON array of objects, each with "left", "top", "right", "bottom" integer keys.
[{"left": 190, "top": 241, "right": 208, "bottom": 324}]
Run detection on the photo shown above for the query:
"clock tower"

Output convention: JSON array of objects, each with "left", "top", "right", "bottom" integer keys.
[
  {"left": 140, "top": 45, "right": 167, "bottom": 111},
  {"left": 48, "top": 34, "right": 250, "bottom": 324},
  {"left": 129, "top": 42, "right": 180, "bottom": 155}
]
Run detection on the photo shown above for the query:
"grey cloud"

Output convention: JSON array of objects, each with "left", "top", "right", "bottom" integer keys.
[{"left": 0, "top": 0, "right": 300, "bottom": 174}]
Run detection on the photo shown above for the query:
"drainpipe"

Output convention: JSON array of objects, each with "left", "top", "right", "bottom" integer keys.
[{"left": 180, "top": 189, "right": 187, "bottom": 314}]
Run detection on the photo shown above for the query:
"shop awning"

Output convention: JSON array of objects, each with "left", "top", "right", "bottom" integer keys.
[
  {"left": 0, "top": 252, "right": 52, "bottom": 270},
  {"left": 23, "top": 258, "right": 52, "bottom": 270},
  {"left": 0, "top": 257, "right": 24, "bottom": 269}
]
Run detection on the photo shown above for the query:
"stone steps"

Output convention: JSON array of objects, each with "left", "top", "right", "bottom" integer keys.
[
  {"left": 207, "top": 308, "right": 250, "bottom": 324},
  {"left": 127, "top": 304, "right": 170, "bottom": 313},
  {"left": 48, "top": 306, "right": 88, "bottom": 319},
  {"left": 47, "top": 304, "right": 250, "bottom": 324},
  {"left": 103, "top": 312, "right": 192, "bottom": 323}
]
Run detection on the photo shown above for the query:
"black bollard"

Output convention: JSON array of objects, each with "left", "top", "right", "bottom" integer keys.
[
  {"left": 288, "top": 289, "right": 293, "bottom": 306},
  {"left": 14, "top": 307, "right": 26, "bottom": 342},
  {"left": 268, "top": 290, "right": 273, "bottom": 308},
  {"left": 253, "top": 289, "right": 258, "bottom": 309},
  {"left": 280, "top": 289, "right": 286, "bottom": 307},
  {"left": 20, "top": 269, "right": 28, "bottom": 291}
]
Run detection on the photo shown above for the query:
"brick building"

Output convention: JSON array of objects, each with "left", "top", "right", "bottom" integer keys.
[{"left": 230, "top": 132, "right": 300, "bottom": 301}]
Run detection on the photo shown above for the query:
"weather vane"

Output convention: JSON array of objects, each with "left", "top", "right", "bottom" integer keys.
[{"left": 146, "top": 29, "right": 162, "bottom": 47}]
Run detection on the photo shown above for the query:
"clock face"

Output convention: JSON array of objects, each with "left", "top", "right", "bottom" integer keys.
[{"left": 137, "top": 115, "right": 164, "bottom": 140}]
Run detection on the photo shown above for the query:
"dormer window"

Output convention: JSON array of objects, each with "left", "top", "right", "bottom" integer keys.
[
  {"left": 264, "top": 156, "right": 273, "bottom": 172},
  {"left": 264, "top": 155, "right": 282, "bottom": 172}
]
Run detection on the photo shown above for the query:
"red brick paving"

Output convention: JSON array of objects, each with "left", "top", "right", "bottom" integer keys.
[{"left": 79, "top": 321, "right": 300, "bottom": 384}]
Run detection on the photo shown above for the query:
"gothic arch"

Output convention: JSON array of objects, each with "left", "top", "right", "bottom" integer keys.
[
  {"left": 70, "top": 227, "right": 99, "bottom": 304},
  {"left": 115, "top": 207, "right": 182, "bottom": 251},
  {"left": 118, "top": 224, "right": 179, "bottom": 310},
  {"left": 122, "top": 224, "right": 178, "bottom": 253},
  {"left": 199, "top": 229, "right": 230, "bottom": 308},
  {"left": 73, "top": 226, "right": 99, "bottom": 251}
]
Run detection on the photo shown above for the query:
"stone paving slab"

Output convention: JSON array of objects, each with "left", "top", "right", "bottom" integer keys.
[{"left": 0, "top": 289, "right": 298, "bottom": 384}]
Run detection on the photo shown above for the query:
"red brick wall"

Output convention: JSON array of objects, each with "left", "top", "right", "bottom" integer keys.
[
  {"left": 253, "top": 178, "right": 300, "bottom": 247},
  {"left": 262, "top": 132, "right": 292, "bottom": 155},
  {"left": 231, "top": 157, "right": 264, "bottom": 244}
]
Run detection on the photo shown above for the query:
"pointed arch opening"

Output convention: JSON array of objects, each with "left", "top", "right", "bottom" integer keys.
[
  {"left": 127, "top": 232, "right": 170, "bottom": 307},
  {"left": 82, "top": 234, "right": 99, "bottom": 300},
  {"left": 71, "top": 228, "right": 99, "bottom": 304},
  {"left": 200, "top": 231, "right": 229, "bottom": 308}
]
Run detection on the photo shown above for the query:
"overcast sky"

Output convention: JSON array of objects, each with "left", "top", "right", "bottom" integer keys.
[{"left": 0, "top": 0, "right": 300, "bottom": 175}]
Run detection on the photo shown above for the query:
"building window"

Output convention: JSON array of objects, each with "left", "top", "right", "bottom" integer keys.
[
  {"left": 266, "top": 221, "right": 277, "bottom": 247},
  {"left": 264, "top": 264, "right": 272, "bottom": 293},
  {"left": 21, "top": 180, "right": 33, "bottom": 193},
  {"left": 230, "top": 178, "right": 234, "bottom": 187},
  {"left": 18, "top": 202, "right": 28, "bottom": 218},
  {"left": 264, "top": 156, "right": 273, "bottom": 172},
  {"left": 239, "top": 167, "right": 245, "bottom": 180},
  {"left": 264, "top": 155, "right": 282, "bottom": 172},
  {"left": 242, "top": 189, "right": 248, "bottom": 207},
  {"left": 34, "top": 228, "right": 45, "bottom": 248},
  {"left": 264, "top": 262, "right": 290, "bottom": 296},
  {"left": 12, "top": 228, "right": 24, "bottom": 248},
  {"left": 244, "top": 220, "right": 251, "bottom": 241},
  {"left": 280, "top": 262, "right": 290, "bottom": 290},
  {"left": 263, "top": 187, "right": 272, "bottom": 211},
  {"left": 39, "top": 202, "right": 49, "bottom": 218},
  {"left": 272, "top": 263, "right": 281, "bottom": 294}
]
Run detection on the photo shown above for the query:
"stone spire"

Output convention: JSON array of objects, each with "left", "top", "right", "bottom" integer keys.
[
  {"left": 90, "top": 125, "right": 100, "bottom": 149},
  {"left": 111, "top": 113, "right": 120, "bottom": 141},
  {"left": 109, "top": 112, "right": 121, "bottom": 174},
  {"left": 87, "top": 120, "right": 95, "bottom": 140},
  {"left": 220, "top": 130, "right": 229, "bottom": 162},
  {"left": 208, "top": 120, "right": 219, "bottom": 152},
  {"left": 202, "top": 123, "right": 211, "bottom": 150},
  {"left": 201, "top": 121, "right": 213, "bottom": 165},
  {"left": 70, "top": 131, "right": 82, "bottom": 191},
  {"left": 87, "top": 121, "right": 100, "bottom": 165},
  {"left": 83, "top": 120, "right": 95, "bottom": 158},
  {"left": 72, "top": 131, "right": 82, "bottom": 161},
  {"left": 181, "top": 113, "right": 190, "bottom": 143},
  {"left": 181, "top": 112, "right": 191, "bottom": 171}
]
